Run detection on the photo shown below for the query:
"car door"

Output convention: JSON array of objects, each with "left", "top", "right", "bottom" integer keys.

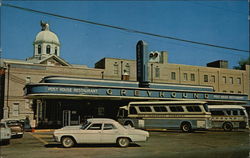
[
  {"left": 81, "top": 123, "right": 102, "bottom": 143},
  {"left": 101, "top": 123, "right": 119, "bottom": 143}
]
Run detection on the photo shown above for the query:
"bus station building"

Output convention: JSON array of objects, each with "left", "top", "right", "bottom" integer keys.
[{"left": 0, "top": 22, "right": 249, "bottom": 128}]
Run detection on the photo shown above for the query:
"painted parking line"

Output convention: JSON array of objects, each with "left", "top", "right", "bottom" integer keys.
[
  {"left": 32, "top": 134, "right": 52, "bottom": 138},
  {"left": 28, "top": 132, "right": 49, "bottom": 145}
]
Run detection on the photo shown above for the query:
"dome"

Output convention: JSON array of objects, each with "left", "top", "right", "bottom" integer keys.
[{"left": 34, "top": 30, "right": 60, "bottom": 45}]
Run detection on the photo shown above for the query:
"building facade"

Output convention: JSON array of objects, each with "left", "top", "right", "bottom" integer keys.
[{"left": 0, "top": 22, "right": 249, "bottom": 128}]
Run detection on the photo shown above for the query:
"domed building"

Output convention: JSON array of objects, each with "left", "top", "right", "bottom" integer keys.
[
  {"left": 26, "top": 21, "right": 69, "bottom": 66},
  {"left": 34, "top": 21, "right": 60, "bottom": 57}
]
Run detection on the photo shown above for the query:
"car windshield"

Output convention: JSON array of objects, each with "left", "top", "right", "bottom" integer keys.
[{"left": 81, "top": 121, "right": 91, "bottom": 129}]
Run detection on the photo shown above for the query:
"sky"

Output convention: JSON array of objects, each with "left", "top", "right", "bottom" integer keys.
[{"left": 0, "top": 0, "right": 249, "bottom": 68}]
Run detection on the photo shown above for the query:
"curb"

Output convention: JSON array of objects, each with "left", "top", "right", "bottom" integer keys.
[{"left": 31, "top": 129, "right": 55, "bottom": 133}]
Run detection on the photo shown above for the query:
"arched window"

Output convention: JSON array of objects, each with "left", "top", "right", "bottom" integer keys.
[
  {"left": 55, "top": 47, "right": 58, "bottom": 56},
  {"left": 46, "top": 45, "right": 51, "bottom": 54},
  {"left": 38, "top": 45, "right": 41, "bottom": 54}
]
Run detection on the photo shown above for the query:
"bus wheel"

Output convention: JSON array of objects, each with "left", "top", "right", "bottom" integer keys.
[
  {"left": 124, "top": 121, "right": 134, "bottom": 127},
  {"left": 223, "top": 122, "right": 233, "bottom": 132},
  {"left": 181, "top": 122, "right": 192, "bottom": 133}
]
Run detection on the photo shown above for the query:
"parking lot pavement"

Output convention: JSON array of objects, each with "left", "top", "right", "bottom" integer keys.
[{"left": 0, "top": 130, "right": 250, "bottom": 158}]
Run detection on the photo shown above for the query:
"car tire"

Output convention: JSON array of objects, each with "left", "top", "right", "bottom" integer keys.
[
  {"left": 61, "top": 137, "right": 75, "bottom": 148},
  {"left": 181, "top": 122, "right": 192, "bottom": 133},
  {"left": 223, "top": 122, "right": 233, "bottom": 132},
  {"left": 117, "top": 137, "right": 130, "bottom": 148}
]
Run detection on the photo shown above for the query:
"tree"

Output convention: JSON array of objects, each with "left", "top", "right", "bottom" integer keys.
[{"left": 233, "top": 57, "right": 250, "bottom": 70}]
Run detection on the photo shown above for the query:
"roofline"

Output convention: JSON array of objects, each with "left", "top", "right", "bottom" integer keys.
[
  {"left": 128, "top": 100, "right": 207, "bottom": 105},
  {"left": 208, "top": 105, "right": 245, "bottom": 109}
]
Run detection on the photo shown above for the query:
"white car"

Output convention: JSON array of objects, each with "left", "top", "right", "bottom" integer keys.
[
  {"left": 53, "top": 118, "right": 149, "bottom": 148},
  {"left": 0, "top": 122, "right": 11, "bottom": 145}
]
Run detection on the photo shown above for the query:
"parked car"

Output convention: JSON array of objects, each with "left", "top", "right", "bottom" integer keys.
[
  {"left": 0, "top": 122, "right": 11, "bottom": 145},
  {"left": 1, "top": 119, "right": 24, "bottom": 138},
  {"left": 53, "top": 118, "right": 149, "bottom": 148}
]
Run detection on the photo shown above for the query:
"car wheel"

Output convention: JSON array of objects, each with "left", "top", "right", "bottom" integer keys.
[
  {"left": 61, "top": 137, "right": 75, "bottom": 148},
  {"left": 181, "top": 122, "right": 192, "bottom": 133},
  {"left": 117, "top": 137, "right": 130, "bottom": 148},
  {"left": 223, "top": 122, "right": 233, "bottom": 132}
]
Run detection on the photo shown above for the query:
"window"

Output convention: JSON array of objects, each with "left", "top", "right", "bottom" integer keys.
[
  {"left": 210, "top": 111, "right": 225, "bottom": 116},
  {"left": 125, "top": 63, "right": 130, "bottom": 75},
  {"left": 186, "top": 106, "right": 202, "bottom": 112},
  {"left": 12, "top": 103, "right": 19, "bottom": 116},
  {"left": 169, "top": 106, "right": 184, "bottom": 112},
  {"left": 171, "top": 72, "right": 176, "bottom": 80},
  {"left": 38, "top": 45, "right": 41, "bottom": 54},
  {"left": 155, "top": 66, "right": 160, "bottom": 78},
  {"left": 204, "top": 75, "right": 208, "bottom": 82},
  {"left": 114, "top": 62, "right": 119, "bottom": 75},
  {"left": 183, "top": 73, "right": 188, "bottom": 81},
  {"left": 103, "top": 124, "right": 116, "bottom": 130},
  {"left": 55, "top": 47, "right": 58, "bottom": 56},
  {"left": 222, "top": 76, "right": 226, "bottom": 84},
  {"left": 229, "top": 77, "right": 233, "bottom": 84},
  {"left": 88, "top": 124, "right": 102, "bottom": 130},
  {"left": 225, "top": 110, "right": 231, "bottom": 115},
  {"left": 97, "top": 107, "right": 105, "bottom": 116},
  {"left": 26, "top": 76, "right": 31, "bottom": 83},
  {"left": 236, "top": 78, "right": 241, "bottom": 84},
  {"left": 129, "top": 107, "right": 137, "bottom": 114},
  {"left": 232, "top": 110, "right": 238, "bottom": 116},
  {"left": 153, "top": 106, "right": 168, "bottom": 112},
  {"left": 239, "top": 110, "right": 245, "bottom": 116},
  {"left": 230, "top": 91, "right": 234, "bottom": 93},
  {"left": 46, "top": 45, "right": 51, "bottom": 54},
  {"left": 211, "top": 75, "right": 215, "bottom": 83},
  {"left": 139, "top": 106, "right": 152, "bottom": 112},
  {"left": 190, "top": 74, "right": 195, "bottom": 81}
]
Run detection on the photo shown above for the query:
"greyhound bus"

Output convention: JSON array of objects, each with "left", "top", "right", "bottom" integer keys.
[
  {"left": 208, "top": 105, "right": 249, "bottom": 131},
  {"left": 117, "top": 101, "right": 212, "bottom": 132}
]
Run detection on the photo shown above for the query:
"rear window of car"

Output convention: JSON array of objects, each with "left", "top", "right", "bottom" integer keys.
[{"left": 103, "top": 124, "right": 116, "bottom": 130}]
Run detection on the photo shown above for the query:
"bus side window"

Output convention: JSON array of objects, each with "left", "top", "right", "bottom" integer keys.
[
  {"left": 130, "top": 107, "right": 137, "bottom": 114},
  {"left": 225, "top": 110, "right": 231, "bottom": 116},
  {"left": 186, "top": 106, "right": 202, "bottom": 112},
  {"left": 232, "top": 110, "right": 238, "bottom": 116},
  {"left": 211, "top": 111, "right": 225, "bottom": 116},
  {"left": 154, "top": 106, "right": 168, "bottom": 112},
  {"left": 170, "top": 106, "right": 184, "bottom": 112},
  {"left": 240, "top": 109, "right": 245, "bottom": 116},
  {"left": 239, "top": 110, "right": 245, "bottom": 116},
  {"left": 139, "top": 106, "right": 152, "bottom": 112}
]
